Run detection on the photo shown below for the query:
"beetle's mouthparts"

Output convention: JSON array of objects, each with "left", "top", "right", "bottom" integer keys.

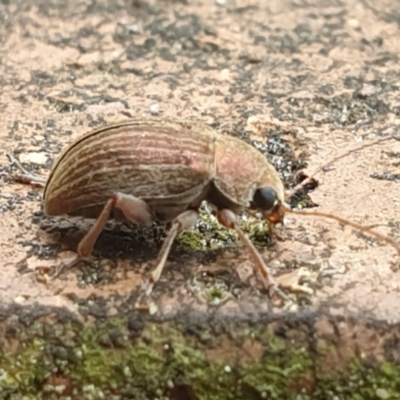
[{"left": 265, "top": 202, "right": 287, "bottom": 226}]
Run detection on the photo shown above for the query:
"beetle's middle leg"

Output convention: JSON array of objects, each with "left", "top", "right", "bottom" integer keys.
[
  {"left": 217, "top": 209, "right": 287, "bottom": 299},
  {"left": 141, "top": 210, "right": 199, "bottom": 297}
]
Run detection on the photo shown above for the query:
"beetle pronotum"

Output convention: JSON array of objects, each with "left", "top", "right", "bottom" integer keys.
[{"left": 11, "top": 119, "right": 400, "bottom": 301}]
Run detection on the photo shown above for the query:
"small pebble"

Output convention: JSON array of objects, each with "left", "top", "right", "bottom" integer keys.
[
  {"left": 149, "top": 103, "right": 160, "bottom": 115},
  {"left": 19, "top": 152, "right": 48, "bottom": 166}
]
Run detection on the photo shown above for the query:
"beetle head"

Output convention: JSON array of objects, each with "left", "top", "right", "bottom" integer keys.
[{"left": 251, "top": 187, "right": 287, "bottom": 226}]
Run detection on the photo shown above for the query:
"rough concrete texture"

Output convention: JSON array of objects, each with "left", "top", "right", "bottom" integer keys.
[{"left": 1, "top": 0, "right": 400, "bottom": 398}]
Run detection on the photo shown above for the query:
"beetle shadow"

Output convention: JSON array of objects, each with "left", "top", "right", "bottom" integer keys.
[
  {"left": 31, "top": 213, "right": 230, "bottom": 285},
  {"left": 38, "top": 216, "right": 164, "bottom": 260}
]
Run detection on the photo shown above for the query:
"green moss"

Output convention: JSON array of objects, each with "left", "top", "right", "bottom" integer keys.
[
  {"left": 241, "top": 346, "right": 313, "bottom": 399},
  {"left": 314, "top": 360, "right": 400, "bottom": 399},
  {"left": 204, "top": 282, "right": 231, "bottom": 306},
  {"left": 241, "top": 218, "right": 272, "bottom": 248},
  {"left": 176, "top": 229, "right": 206, "bottom": 251},
  {"left": 1, "top": 318, "right": 400, "bottom": 399},
  {"left": 176, "top": 204, "right": 272, "bottom": 252},
  {"left": 0, "top": 338, "right": 47, "bottom": 397},
  {"left": 176, "top": 205, "right": 238, "bottom": 252}
]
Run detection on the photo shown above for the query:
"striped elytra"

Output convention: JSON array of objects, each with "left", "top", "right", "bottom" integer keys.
[{"left": 44, "top": 119, "right": 285, "bottom": 223}]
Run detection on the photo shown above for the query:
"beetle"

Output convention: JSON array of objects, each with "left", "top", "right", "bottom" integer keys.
[
  {"left": 40, "top": 118, "right": 287, "bottom": 298},
  {"left": 13, "top": 118, "right": 400, "bottom": 301}
]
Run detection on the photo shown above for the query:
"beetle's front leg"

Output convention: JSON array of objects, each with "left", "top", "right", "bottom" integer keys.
[{"left": 217, "top": 209, "right": 287, "bottom": 299}]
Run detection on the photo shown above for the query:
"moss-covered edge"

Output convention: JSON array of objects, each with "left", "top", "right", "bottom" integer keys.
[{"left": 1, "top": 307, "right": 400, "bottom": 400}]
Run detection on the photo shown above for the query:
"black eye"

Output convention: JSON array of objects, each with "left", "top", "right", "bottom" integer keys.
[{"left": 252, "top": 187, "right": 278, "bottom": 211}]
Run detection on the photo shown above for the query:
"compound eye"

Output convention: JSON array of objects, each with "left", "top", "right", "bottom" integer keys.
[{"left": 253, "top": 187, "right": 279, "bottom": 212}]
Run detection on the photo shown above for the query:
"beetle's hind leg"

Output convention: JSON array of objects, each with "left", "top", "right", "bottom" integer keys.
[
  {"left": 77, "top": 193, "right": 153, "bottom": 258},
  {"left": 55, "top": 193, "right": 154, "bottom": 276}
]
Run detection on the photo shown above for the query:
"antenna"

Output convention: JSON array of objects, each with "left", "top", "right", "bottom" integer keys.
[
  {"left": 284, "top": 206, "right": 400, "bottom": 255},
  {"left": 284, "top": 133, "right": 400, "bottom": 255},
  {"left": 288, "top": 134, "right": 399, "bottom": 198}
]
